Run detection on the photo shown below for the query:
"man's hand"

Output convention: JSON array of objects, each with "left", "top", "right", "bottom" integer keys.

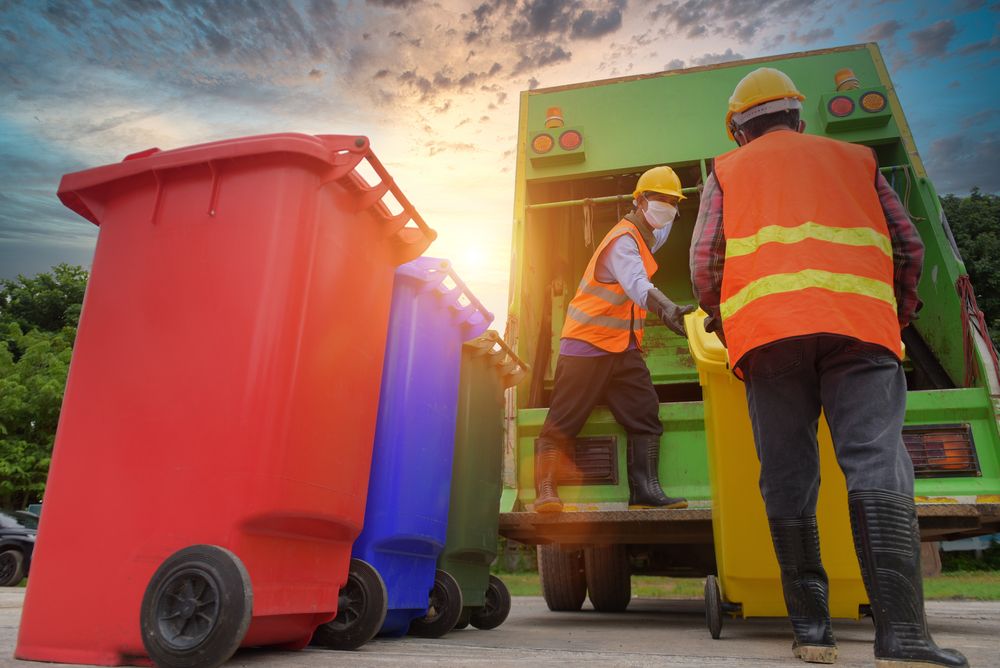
[{"left": 646, "top": 288, "right": 695, "bottom": 336}]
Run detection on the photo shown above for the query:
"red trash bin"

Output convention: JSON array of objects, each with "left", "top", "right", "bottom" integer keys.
[{"left": 15, "top": 133, "right": 435, "bottom": 667}]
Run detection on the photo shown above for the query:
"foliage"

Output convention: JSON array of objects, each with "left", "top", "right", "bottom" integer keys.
[
  {"left": 942, "top": 188, "right": 1000, "bottom": 347},
  {"left": 0, "top": 264, "right": 88, "bottom": 509},
  {"left": 940, "top": 538, "right": 1000, "bottom": 573}
]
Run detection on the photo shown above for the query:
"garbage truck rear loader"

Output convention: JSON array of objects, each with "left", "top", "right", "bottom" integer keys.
[{"left": 498, "top": 43, "right": 1000, "bottom": 612}]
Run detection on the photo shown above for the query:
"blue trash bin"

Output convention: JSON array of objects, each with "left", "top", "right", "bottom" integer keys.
[{"left": 351, "top": 257, "right": 492, "bottom": 638}]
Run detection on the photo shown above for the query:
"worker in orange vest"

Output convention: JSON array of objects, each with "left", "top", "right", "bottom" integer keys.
[
  {"left": 690, "top": 67, "right": 966, "bottom": 667},
  {"left": 533, "top": 166, "right": 694, "bottom": 513}
]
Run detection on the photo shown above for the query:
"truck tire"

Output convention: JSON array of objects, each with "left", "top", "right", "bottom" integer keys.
[
  {"left": 537, "top": 544, "right": 586, "bottom": 611},
  {"left": 584, "top": 545, "right": 631, "bottom": 612}
]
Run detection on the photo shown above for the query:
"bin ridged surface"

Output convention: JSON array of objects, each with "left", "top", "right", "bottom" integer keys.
[
  {"left": 15, "top": 133, "right": 434, "bottom": 665},
  {"left": 438, "top": 332, "right": 527, "bottom": 612},
  {"left": 686, "top": 310, "right": 867, "bottom": 619},
  {"left": 351, "top": 257, "right": 492, "bottom": 636}
]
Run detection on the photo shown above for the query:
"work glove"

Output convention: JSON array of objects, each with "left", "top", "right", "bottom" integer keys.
[{"left": 646, "top": 288, "right": 695, "bottom": 337}]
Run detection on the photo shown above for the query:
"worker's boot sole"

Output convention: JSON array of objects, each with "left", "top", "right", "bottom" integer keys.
[
  {"left": 629, "top": 500, "right": 688, "bottom": 510},
  {"left": 794, "top": 644, "right": 837, "bottom": 664},
  {"left": 534, "top": 499, "right": 563, "bottom": 513}
]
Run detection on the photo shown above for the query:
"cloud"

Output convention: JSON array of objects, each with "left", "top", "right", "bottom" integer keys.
[
  {"left": 860, "top": 19, "right": 903, "bottom": 42},
  {"left": 909, "top": 19, "right": 958, "bottom": 57},
  {"left": 570, "top": 3, "right": 626, "bottom": 40},
  {"left": 512, "top": 41, "right": 572, "bottom": 74},
  {"left": 666, "top": 58, "right": 685, "bottom": 69},
  {"left": 961, "top": 109, "right": 1000, "bottom": 129},
  {"left": 926, "top": 130, "right": 1000, "bottom": 194},
  {"left": 648, "top": 0, "right": 824, "bottom": 43},
  {"left": 792, "top": 28, "right": 834, "bottom": 44},
  {"left": 690, "top": 48, "right": 745, "bottom": 66}
]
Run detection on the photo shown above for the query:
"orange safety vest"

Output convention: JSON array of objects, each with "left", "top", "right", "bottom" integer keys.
[
  {"left": 561, "top": 218, "right": 658, "bottom": 352},
  {"left": 714, "top": 130, "right": 902, "bottom": 372}
]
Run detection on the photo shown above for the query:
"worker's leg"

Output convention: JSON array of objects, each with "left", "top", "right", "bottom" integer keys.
[
  {"left": 742, "top": 338, "right": 824, "bottom": 518},
  {"left": 604, "top": 349, "right": 686, "bottom": 508},
  {"left": 819, "top": 336, "right": 966, "bottom": 667},
  {"left": 743, "top": 337, "right": 835, "bottom": 663},
  {"left": 534, "top": 353, "right": 616, "bottom": 512}
]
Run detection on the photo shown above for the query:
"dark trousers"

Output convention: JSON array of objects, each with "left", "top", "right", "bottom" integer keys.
[
  {"left": 537, "top": 349, "right": 662, "bottom": 448},
  {"left": 741, "top": 335, "right": 915, "bottom": 519}
]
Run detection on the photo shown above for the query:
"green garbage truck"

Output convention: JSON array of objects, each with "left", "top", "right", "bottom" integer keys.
[{"left": 497, "top": 43, "right": 1000, "bottom": 611}]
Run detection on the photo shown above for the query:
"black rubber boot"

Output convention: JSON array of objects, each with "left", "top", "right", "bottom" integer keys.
[
  {"left": 848, "top": 489, "right": 968, "bottom": 667},
  {"left": 626, "top": 434, "right": 687, "bottom": 508},
  {"left": 769, "top": 516, "right": 838, "bottom": 664},
  {"left": 533, "top": 440, "right": 563, "bottom": 513}
]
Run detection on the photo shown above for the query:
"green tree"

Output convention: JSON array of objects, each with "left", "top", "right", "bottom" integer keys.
[
  {"left": 0, "top": 265, "right": 88, "bottom": 509},
  {"left": 942, "top": 188, "right": 1000, "bottom": 348}
]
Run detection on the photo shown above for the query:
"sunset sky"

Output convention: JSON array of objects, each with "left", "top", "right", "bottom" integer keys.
[{"left": 2, "top": 0, "right": 998, "bottom": 328}]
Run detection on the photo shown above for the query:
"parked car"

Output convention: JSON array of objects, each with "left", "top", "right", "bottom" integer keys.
[{"left": 0, "top": 511, "right": 37, "bottom": 586}]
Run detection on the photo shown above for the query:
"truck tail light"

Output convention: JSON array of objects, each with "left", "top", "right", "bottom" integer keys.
[
  {"left": 532, "top": 133, "right": 554, "bottom": 154},
  {"left": 828, "top": 96, "right": 855, "bottom": 117},
  {"left": 558, "top": 129, "right": 583, "bottom": 151},
  {"left": 902, "top": 425, "right": 980, "bottom": 477},
  {"left": 860, "top": 91, "right": 887, "bottom": 113}
]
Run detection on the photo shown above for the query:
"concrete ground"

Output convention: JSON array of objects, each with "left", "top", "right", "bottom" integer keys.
[{"left": 2, "top": 588, "right": 997, "bottom": 667}]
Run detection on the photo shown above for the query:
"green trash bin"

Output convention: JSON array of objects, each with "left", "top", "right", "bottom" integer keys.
[{"left": 438, "top": 330, "right": 528, "bottom": 631}]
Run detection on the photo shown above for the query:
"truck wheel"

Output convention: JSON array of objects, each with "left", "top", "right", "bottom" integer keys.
[
  {"left": 584, "top": 545, "right": 631, "bottom": 612},
  {"left": 408, "top": 570, "right": 463, "bottom": 638},
  {"left": 537, "top": 544, "right": 586, "bottom": 611},
  {"left": 705, "top": 574, "right": 723, "bottom": 639},
  {"left": 0, "top": 549, "right": 25, "bottom": 586},
  {"left": 140, "top": 545, "right": 253, "bottom": 668},
  {"left": 470, "top": 575, "right": 511, "bottom": 630},
  {"left": 312, "top": 558, "right": 387, "bottom": 651}
]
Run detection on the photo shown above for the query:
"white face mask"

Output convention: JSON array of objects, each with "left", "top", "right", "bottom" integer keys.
[{"left": 643, "top": 200, "right": 678, "bottom": 229}]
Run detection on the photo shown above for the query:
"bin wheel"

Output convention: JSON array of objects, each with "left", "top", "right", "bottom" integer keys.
[
  {"left": 470, "top": 575, "right": 511, "bottom": 630},
  {"left": 408, "top": 569, "right": 464, "bottom": 638},
  {"left": 140, "top": 545, "right": 253, "bottom": 668},
  {"left": 312, "top": 558, "right": 387, "bottom": 651},
  {"left": 584, "top": 545, "right": 631, "bottom": 612},
  {"left": 453, "top": 608, "right": 472, "bottom": 630},
  {"left": 705, "top": 574, "right": 723, "bottom": 640},
  {"left": 537, "top": 544, "right": 586, "bottom": 612},
  {"left": 0, "top": 549, "right": 26, "bottom": 587}
]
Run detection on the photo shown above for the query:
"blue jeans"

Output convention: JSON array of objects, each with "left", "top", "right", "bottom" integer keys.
[{"left": 741, "top": 335, "right": 915, "bottom": 519}]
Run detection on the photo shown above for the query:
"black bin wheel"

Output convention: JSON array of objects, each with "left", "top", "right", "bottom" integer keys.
[
  {"left": 470, "top": 575, "right": 511, "bottom": 630},
  {"left": 0, "top": 549, "right": 26, "bottom": 587},
  {"left": 140, "top": 545, "right": 253, "bottom": 668},
  {"left": 453, "top": 608, "right": 472, "bottom": 630},
  {"left": 312, "top": 558, "right": 387, "bottom": 651},
  {"left": 705, "top": 574, "right": 723, "bottom": 640},
  {"left": 537, "top": 544, "right": 586, "bottom": 612},
  {"left": 408, "top": 569, "right": 463, "bottom": 638}
]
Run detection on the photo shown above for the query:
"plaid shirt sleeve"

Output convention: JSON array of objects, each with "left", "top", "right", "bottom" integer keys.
[
  {"left": 877, "top": 173, "right": 924, "bottom": 326},
  {"left": 689, "top": 173, "right": 726, "bottom": 338}
]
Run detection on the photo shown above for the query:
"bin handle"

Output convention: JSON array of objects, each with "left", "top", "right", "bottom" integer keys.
[
  {"left": 408, "top": 258, "right": 494, "bottom": 330},
  {"left": 319, "top": 135, "right": 437, "bottom": 245},
  {"left": 469, "top": 330, "right": 531, "bottom": 388}
]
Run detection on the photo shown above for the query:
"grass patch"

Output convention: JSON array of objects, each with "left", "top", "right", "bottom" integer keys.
[
  {"left": 924, "top": 571, "right": 1000, "bottom": 600},
  {"left": 498, "top": 573, "right": 703, "bottom": 598},
  {"left": 497, "top": 571, "right": 1000, "bottom": 601}
]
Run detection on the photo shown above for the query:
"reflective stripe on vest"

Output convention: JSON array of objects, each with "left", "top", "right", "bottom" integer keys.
[
  {"left": 714, "top": 130, "right": 903, "bottom": 369},
  {"left": 560, "top": 219, "right": 658, "bottom": 352}
]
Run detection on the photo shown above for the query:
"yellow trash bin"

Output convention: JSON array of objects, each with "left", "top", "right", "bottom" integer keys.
[{"left": 685, "top": 310, "right": 867, "bottom": 639}]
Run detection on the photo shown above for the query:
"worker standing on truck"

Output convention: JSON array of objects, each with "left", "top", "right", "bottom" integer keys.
[
  {"left": 533, "top": 165, "right": 694, "bottom": 513},
  {"left": 690, "top": 67, "right": 966, "bottom": 667}
]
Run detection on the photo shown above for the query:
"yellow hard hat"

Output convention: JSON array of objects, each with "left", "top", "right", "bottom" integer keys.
[
  {"left": 633, "top": 165, "right": 685, "bottom": 201},
  {"left": 725, "top": 67, "right": 805, "bottom": 140}
]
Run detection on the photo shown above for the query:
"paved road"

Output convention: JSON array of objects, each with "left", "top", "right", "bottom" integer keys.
[{"left": 2, "top": 588, "right": 997, "bottom": 667}]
